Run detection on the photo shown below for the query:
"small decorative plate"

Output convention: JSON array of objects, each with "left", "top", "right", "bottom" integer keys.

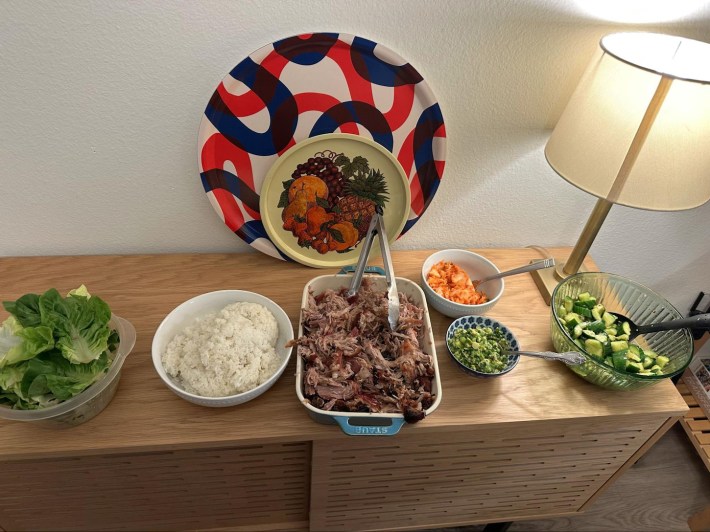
[
  {"left": 198, "top": 32, "right": 446, "bottom": 260},
  {"left": 260, "top": 134, "right": 410, "bottom": 268}
]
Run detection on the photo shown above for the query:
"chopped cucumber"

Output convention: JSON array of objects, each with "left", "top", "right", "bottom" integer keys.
[
  {"left": 564, "top": 296, "right": 574, "bottom": 313},
  {"left": 587, "top": 320, "right": 606, "bottom": 333},
  {"left": 602, "top": 312, "right": 617, "bottom": 326},
  {"left": 602, "top": 342, "right": 613, "bottom": 357},
  {"left": 656, "top": 355, "right": 670, "bottom": 368},
  {"left": 627, "top": 351, "right": 642, "bottom": 363},
  {"left": 577, "top": 292, "right": 597, "bottom": 308},
  {"left": 612, "top": 350, "right": 628, "bottom": 371},
  {"left": 573, "top": 304, "right": 592, "bottom": 318},
  {"left": 591, "top": 304, "right": 605, "bottom": 320},
  {"left": 565, "top": 313, "right": 582, "bottom": 327},
  {"left": 627, "top": 362, "right": 644, "bottom": 373},
  {"left": 584, "top": 338, "right": 604, "bottom": 359},
  {"left": 573, "top": 324, "right": 585, "bottom": 338},
  {"left": 611, "top": 340, "right": 629, "bottom": 353},
  {"left": 558, "top": 293, "right": 671, "bottom": 377},
  {"left": 628, "top": 344, "right": 643, "bottom": 357},
  {"left": 595, "top": 333, "right": 609, "bottom": 344}
]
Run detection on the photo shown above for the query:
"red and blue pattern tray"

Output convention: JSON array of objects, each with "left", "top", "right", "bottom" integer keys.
[{"left": 198, "top": 32, "right": 446, "bottom": 260}]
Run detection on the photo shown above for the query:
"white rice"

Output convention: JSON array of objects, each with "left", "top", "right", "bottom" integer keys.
[{"left": 161, "top": 302, "right": 281, "bottom": 397}]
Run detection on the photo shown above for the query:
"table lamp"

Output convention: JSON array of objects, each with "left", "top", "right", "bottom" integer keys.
[{"left": 532, "top": 32, "right": 710, "bottom": 305}]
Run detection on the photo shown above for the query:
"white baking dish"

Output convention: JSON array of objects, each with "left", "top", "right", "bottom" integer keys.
[{"left": 295, "top": 271, "right": 442, "bottom": 435}]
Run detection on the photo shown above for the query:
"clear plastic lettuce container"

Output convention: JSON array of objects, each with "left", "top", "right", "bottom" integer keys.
[
  {"left": 0, "top": 315, "right": 136, "bottom": 427},
  {"left": 551, "top": 272, "right": 693, "bottom": 391}
]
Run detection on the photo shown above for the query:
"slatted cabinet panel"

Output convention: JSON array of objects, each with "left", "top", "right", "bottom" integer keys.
[
  {"left": 0, "top": 442, "right": 310, "bottom": 532},
  {"left": 310, "top": 417, "right": 665, "bottom": 532},
  {"left": 678, "top": 379, "right": 710, "bottom": 471}
]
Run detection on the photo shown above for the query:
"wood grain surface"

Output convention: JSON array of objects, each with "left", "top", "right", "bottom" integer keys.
[{"left": 0, "top": 248, "right": 688, "bottom": 460}]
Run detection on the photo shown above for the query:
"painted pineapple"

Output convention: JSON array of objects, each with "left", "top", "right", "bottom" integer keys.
[{"left": 335, "top": 169, "right": 389, "bottom": 239}]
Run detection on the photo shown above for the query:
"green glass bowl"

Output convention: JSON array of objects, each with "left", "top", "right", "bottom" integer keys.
[{"left": 550, "top": 272, "right": 693, "bottom": 391}]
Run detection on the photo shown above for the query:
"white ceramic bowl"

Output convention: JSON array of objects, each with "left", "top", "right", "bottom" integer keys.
[
  {"left": 151, "top": 290, "right": 294, "bottom": 407},
  {"left": 421, "top": 249, "right": 504, "bottom": 318}
]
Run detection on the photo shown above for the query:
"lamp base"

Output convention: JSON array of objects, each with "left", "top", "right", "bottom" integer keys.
[{"left": 530, "top": 259, "right": 589, "bottom": 306}]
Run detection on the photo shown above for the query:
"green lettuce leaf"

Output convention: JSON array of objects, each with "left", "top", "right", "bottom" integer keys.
[
  {"left": 50, "top": 350, "right": 110, "bottom": 400},
  {"left": 21, "top": 351, "right": 109, "bottom": 402},
  {"left": 67, "top": 285, "right": 91, "bottom": 299},
  {"left": 27, "top": 374, "right": 50, "bottom": 397},
  {"left": 39, "top": 289, "right": 111, "bottom": 364},
  {"left": 0, "top": 316, "right": 54, "bottom": 368},
  {"left": 19, "top": 354, "right": 58, "bottom": 399},
  {"left": 0, "top": 364, "right": 27, "bottom": 400},
  {"left": 2, "top": 293, "right": 41, "bottom": 327}
]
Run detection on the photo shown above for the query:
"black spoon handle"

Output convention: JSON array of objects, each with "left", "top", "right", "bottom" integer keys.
[{"left": 637, "top": 313, "right": 710, "bottom": 334}]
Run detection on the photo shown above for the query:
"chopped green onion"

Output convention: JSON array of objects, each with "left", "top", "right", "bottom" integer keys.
[{"left": 448, "top": 327, "right": 510, "bottom": 374}]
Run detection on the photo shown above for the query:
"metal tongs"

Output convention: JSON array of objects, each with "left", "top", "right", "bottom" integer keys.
[{"left": 347, "top": 206, "right": 400, "bottom": 331}]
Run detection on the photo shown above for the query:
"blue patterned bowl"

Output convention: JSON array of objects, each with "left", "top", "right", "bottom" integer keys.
[{"left": 446, "top": 316, "right": 520, "bottom": 378}]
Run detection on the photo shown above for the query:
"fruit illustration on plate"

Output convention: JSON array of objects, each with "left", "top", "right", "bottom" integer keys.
[
  {"left": 335, "top": 168, "right": 389, "bottom": 240},
  {"left": 278, "top": 150, "right": 389, "bottom": 255}
]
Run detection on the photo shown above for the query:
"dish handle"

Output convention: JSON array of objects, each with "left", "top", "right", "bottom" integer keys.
[{"left": 333, "top": 416, "right": 406, "bottom": 436}]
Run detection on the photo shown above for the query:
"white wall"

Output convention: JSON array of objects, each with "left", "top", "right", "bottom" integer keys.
[{"left": 1, "top": 0, "right": 709, "bottom": 312}]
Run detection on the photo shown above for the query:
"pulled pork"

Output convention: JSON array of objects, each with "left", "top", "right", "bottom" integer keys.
[{"left": 291, "top": 278, "right": 436, "bottom": 423}]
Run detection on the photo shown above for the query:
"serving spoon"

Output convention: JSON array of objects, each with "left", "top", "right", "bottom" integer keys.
[
  {"left": 607, "top": 311, "right": 710, "bottom": 341},
  {"left": 475, "top": 258, "right": 555, "bottom": 287},
  {"left": 505, "top": 350, "right": 586, "bottom": 366}
]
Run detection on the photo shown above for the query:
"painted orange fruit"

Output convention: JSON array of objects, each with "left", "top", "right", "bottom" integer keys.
[
  {"left": 288, "top": 175, "right": 328, "bottom": 204},
  {"left": 306, "top": 206, "right": 335, "bottom": 235},
  {"left": 281, "top": 192, "right": 310, "bottom": 223},
  {"left": 328, "top": 221, "right": 359, "bottom": 251}
]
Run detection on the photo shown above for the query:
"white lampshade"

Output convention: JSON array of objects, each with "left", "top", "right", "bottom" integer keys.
[{"left": 545, "top": 32, "right": 710, "bottom": 211}]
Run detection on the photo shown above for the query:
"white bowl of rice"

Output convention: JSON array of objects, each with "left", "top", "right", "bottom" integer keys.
[{"left": 151, "top": 290, "right": 294, "bottom": 407}]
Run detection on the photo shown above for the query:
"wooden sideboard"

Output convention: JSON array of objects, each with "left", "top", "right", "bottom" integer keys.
[{"left": 0, "top": 249, "right": 688, "bottom": 531}]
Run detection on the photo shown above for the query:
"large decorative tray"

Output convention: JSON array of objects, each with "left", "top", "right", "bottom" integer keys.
[{"left": 198, "top": 32, "right": 446, "bottom": 260}]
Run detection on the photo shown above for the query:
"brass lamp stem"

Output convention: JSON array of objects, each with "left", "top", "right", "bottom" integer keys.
[
  {"left": 530, "top": 199, "right": 613, "bottom": 304},
  {"left": 562, "top": 198, "right": 613, "bottom": 276}
]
